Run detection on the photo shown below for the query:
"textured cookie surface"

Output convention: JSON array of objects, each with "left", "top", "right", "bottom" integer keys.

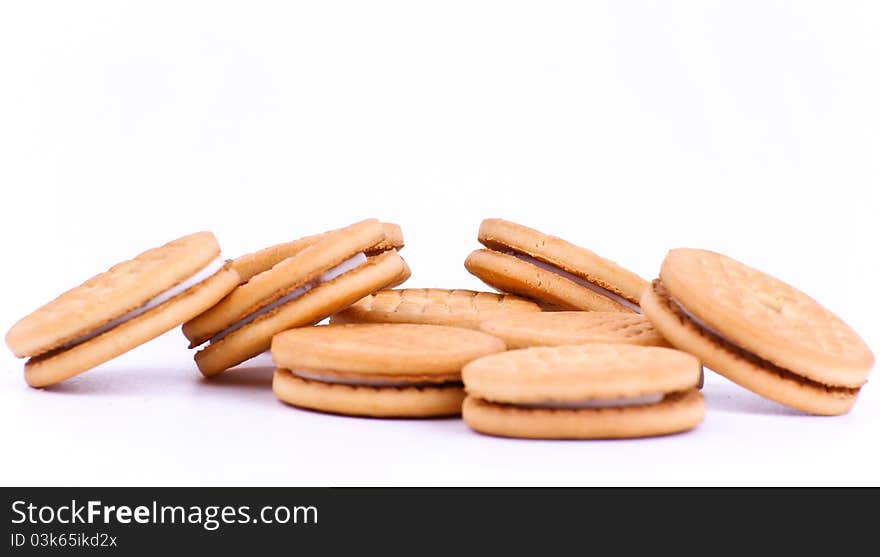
[
  {"left": 273, "top": 370, "right": 465, "bottom": 418},
  {"left": 273, "top": 323, "right": 507, "bottom": 376},
  {"left": 7, "top": 232, "right": 222, "bottom": 358},
  {"left": 463, "top": 344, "right": 701, "bottom": 404},
  {"left": 184, "top": 219, "right": 391, "bottom": 346},
  {"left": 24, "top": 264, "right": 239, "bottom": 387},
  {"left": 480, "top": 311, "right": 670, "bottom": 349},
  {"left": 196, "top": 250, "right": 410, "bottom": 377},
  {"left": 641, "top": 279, "right": 859, "bottom": 416},
  {"left": 465, "top": 249, "right": 633, "bottom": 312},
  {"left": 478, "top": 218, "right": 647, "bottom": 304},
  {"left": 661, "top": 248, "right": 873, "bottom": 387},
  {"left": 463, "top": 390, "right": 704, "bottom": 439},
  {"left": 331, "top": 288, "right": 541, "bottom": 329}
]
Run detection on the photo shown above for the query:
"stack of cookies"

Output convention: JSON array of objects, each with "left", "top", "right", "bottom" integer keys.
[{"left": 5, "top": 217, "right": 874, "bottom": 441}]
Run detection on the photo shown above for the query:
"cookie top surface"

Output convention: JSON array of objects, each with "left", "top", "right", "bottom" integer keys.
[
  {"left": 7, "top": 231, "right": 222, "bottom": 358},
  {"left": 661, "top": 248, "right": 874, "bottom": 385},
  {"left": 331, "top": 288, "right": 541, "bottom": 328},
  {"left": 272, "top": 323, "right": 506, "bottom": 376},
  {"left": 479, "top": 311, "right": 669, "bottom": 348},
  {"left": 463, "top": 344, "right": 701, "bottom": 403},
  {"left": 183, "top": 219, "right": 399, "bottom": 345},
  {"left": 477, "top": 218, "right": 647, "bottom": 304}
]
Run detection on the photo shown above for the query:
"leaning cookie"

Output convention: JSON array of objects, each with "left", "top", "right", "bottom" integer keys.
[
  {"left": 462, "top": 344, "right": 704, "bottom": 439},
  {"left": 479, "top": 311, "right": 670, "bottom": 349},
  {"left": 5, "top": 232, "right": 239, "bottom": 387},
  {"left": 230, "top": 222, "right": 404, "bottom": 284},
  {"left": 464, "top": 218, "right": 646, "bottom": 311},
  {"left": 331, "top": 288, "right": 541, "bottom": 330},
  {"left": 641, "top": 248, "right": 874, "bottom": 416},
  {"left": 183, "top": 219, "right": 410, "bottom": 377},
  {"left": 272, "top": 324, "right": 506, "bottom": 417}
]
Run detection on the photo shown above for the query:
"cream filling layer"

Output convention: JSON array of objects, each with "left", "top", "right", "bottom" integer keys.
[
  {"left": 290, "top": 369, "right": 460, "bottom": 388},
  {"left": 507, "top": 252, "right": 641, "bottom": 312},
  {"left": 59, "top": 256, "right": 227, "bottom": 351},
  {"left": 514, "top": 393, "right": 664, "bottom": 409},
  {"left": 210, "top": 252, "right": 368, "bottom": 343},
  {"left": 670, "top": 297, "right": 731, "bottom": 344}
]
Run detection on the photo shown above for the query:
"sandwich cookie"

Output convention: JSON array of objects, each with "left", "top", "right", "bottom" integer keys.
[
  {"left": 272, "top": 324, "right": 507, "bottom": 417},
  {"left": 231, "top": 222, "right": 404, "bottom": 284},
  {"left": 184, "top": 219, "right": 410, "bottom": 377},
  {"left": 641, "top": 248, "right": 875, "bottom": 416},
  {"left": 6, "top": 232, "right": 239, "bottom": 387},
  {"left": 462, "top": 344, "right": 704, "bottom": 439},
  {"left": 464, "top": 218, "right": 647, "bottom": 312},
  {"left": 330, "top": 288, "right": 541, "bottom": 330},
  {"left": 479, "top": 311, "right": 670, "bottom": 349}
]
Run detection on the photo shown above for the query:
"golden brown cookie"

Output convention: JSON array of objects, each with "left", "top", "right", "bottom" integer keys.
[
  {"left": 231, "top": 222, "right": 403, "bottom": 283},
  {"left": 273, "top": 372, "right": 467, "bottom": 418},
  {"left": 641, "top": 248, "right": 874, "bottom": 415},
  {"left": 479, "top": 311, "right": 670, "bottom": 349},
  {"left": 272, "top": 323, "right": 506, "bottom": 417},
  {"left": 464, "top": 218, "right": 647, "bottom": 312},
  {"left": 5, "top": 232, "right": 239, "bottom": 387},
  {"left": 462, "top": 344, "right": 704, "bottom": 439},
  {"left": 186, "top": 220, "right": 410, "bottom": 377},
  {"left": 330, "top": 288, "right": 541, "bottom": 330}
]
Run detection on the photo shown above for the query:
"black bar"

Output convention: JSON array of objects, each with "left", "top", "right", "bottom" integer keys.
[{"left": 2, "top": 487, "right": 874, "bottom": 554}]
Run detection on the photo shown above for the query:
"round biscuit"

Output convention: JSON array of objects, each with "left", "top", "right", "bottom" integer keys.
[
  {"left": 184, "top": 219, "right": 389, "bottom": 346},
  {"left": 7, "top": 232, "right": 222, "bottom": 358},
  {"left": 463, "top": 390, "right": 704, "bottom": 439},
  {"left": 465, "top": 249, "right": 634, "bottom": 312},
  {"left": 641, "top": 279, "right": 859, "bottom": 416},
  {"left": 231, "top": 222, "right": 403, "bottom": 283},
  {"left": 478, "top": 218, "right": 647, "bottom": 304},
  {"left": 330, "top": 288, "right": 540, "bottom": 329},
  {"left": 273, "top": 369, "right": 464, "bottom": 418},
  {"left": 24, "top": 264, "right": 239, "bottom": 387},
  {"left": 463, "top": 343, "right": 701, "bottom": 404},
  {"left": 660, "top": 248, "right": 873, "bottom": 387},
  {"left": 480, "top": 311, "right": 670, "bottom": 349},
  {"left": 196, "top": 250, "right": 410, "bottom": 377},
  {"left": 272, "top": 323, "right": 507, "bottom": 376}
]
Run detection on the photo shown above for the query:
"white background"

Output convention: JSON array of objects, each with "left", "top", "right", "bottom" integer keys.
[{"left": 1, "top": 1, "right": 877, "bottom": 486}]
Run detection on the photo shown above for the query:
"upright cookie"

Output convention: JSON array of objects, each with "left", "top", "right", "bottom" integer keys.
[
  {"left": 6, "top": 232, "right": 239, "bottom": 387},
  {"left": 272, "top": 323, "right": 507, "bottom": 417},
  {"left": 462, "top": 344, "right": 704, "bottom": 439},
  {"left": 331, "top": 288, "right": 541, "bottom": 330},
  {"left": 479, "top": 311, "right": 670, "bottom": 349},
  {"left": 640, "top": 248, "right": 874, "bottom": 415},
  {"left": 184, "top": 219, "right": 410, "bottom": 377},
  {"left": 464, "top": 218, "right": 647, "bottom": 311}
]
